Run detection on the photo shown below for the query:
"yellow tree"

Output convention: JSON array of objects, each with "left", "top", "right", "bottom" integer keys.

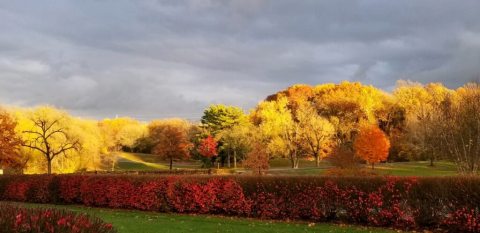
[
  {"left": 297, "top": 104, "right": 335, "bottom": 167},
  {"left": 217, "top": 123, "right": 252, "bottom": 168},
  {"left": 312, "top": 81, "right": 388, "bottom": 143},
  {"left": 99, "top": 117, "right": 145, "bottom": 171},
  {"left": 354, "top": 124, "right": 390, "bottom": 169},
  {"left": 20, "top": 107, "right": 80, "bottom": 174},
  {"left": 394, "top": 81, "right": 453, "bottom": 165},
  {"left": 252, "top": 97, "right": 302, "bottom": 168}
]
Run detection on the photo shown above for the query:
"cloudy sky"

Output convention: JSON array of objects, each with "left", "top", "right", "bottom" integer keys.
[{"left": 1, "top": 0, "right": 479, "bottom": 120}]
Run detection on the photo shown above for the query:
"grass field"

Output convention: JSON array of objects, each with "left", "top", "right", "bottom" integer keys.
[
  {"left": 7, "top": 202, "right": 397, "bottom": 233},
  {"left": 115, "top": 152, "right": 459, "bottom": 176}
]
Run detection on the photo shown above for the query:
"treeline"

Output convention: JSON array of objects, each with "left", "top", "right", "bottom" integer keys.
[{"left": 0, "top": 80, "right": 479, "bottom": 174}]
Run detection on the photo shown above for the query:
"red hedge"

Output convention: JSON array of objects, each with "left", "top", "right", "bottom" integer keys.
[{"left": 0, "top": 175, "right": 479, "bottom": 232}]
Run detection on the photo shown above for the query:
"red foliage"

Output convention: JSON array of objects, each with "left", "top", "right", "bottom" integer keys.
[
  {"left": 198, "top": 135, "right": 218, "bottom": 158},
  {"left": 0, "top": 175, "right": 479, "bottom": 232},
  {"left": 0, "top": 203, "right": 115, "bottom": 233}
]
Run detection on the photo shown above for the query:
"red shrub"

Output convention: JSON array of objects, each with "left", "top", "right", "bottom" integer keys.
[
  {"left": 58, "top": 175, "right": 86, "bottom": 204},
  {"left": 0, "top": 174, "right": 479, "bottom": 232},
  {"left": 0, "top": 203, "right": 115, "bottom": 233}
]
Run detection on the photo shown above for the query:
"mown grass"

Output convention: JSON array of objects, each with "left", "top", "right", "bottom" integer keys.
[
  {"left": 115, "top": 152, "right": 459, "bottom": 177},
  {"left": 8, "top": 202, "right": 397, "bottom": 233}
]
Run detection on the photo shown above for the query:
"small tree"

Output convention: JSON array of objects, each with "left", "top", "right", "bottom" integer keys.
[
  {"left": 149, "top": 119, "right": 192, "bottom": 170},
  {"left": 0, "top": 110, "right": 23, "bottom": 169},
  {"left": 198, "top": 135, "right": 218, "bottom": 167},
  {"left": 354, "top": 124, "right": 390, "bottom": 169},
  {"left": 243, "top": 143, "right": 269, "bottom": 175}
]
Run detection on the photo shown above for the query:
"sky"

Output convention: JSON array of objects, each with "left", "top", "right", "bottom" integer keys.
[{"left": 1, "top": 0, "right": 480, "bottom": 120}]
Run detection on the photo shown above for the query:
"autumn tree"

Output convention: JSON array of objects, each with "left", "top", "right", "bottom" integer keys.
[
  {"left": 21, "top": 107, "right": 80, "bottom": 174},
  {"left": 252, "top": 97, "right": 303, "bottom": 168},
  {"left": 149, "top": 119, "right": 193, "bottom": 170},
  {"left": 198, "top": 135, "right": 218, "bottom": 158},
  {"left": 440, "top": 83, "right": 480, "bottom": 173},
  {"left": 243, "top": 142, "right": 269, "bottom": 175},
  {"left": 98, "top": 117, "right": 145, "bottom": 171},
  {"left": 312, "top": 82, "right": 388, "bottom": 143},
  {"left": 394, "top": 81, "right": 452, "bottom": 166},
  {"left": 201, "top": 105, "right": 248, "bottom": 135},
  {"left": 297, "top": 104, "right": 335, "bottom": 167},
  {"left": 217, "top": 123, "right": 252, "bottom": 168},
  {"left": 0, "top": 110, "right": 23, "bottom": 169},
  {"left": 354, "top": 124, "right": 390, "bottom": 169}
]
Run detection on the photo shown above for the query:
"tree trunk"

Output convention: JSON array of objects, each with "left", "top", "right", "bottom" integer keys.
[
  {"left": 47, "top": 159, "right": 52, "bottom": 174},
  {"left": 227, "top": 152, "right": 231, "bottom": 168},
  {"left": 294, "top": 158, "right": 300, "bottom": 169},
  {"left": 430, "top": 155, "right": 435, "bottom": 167},
  {"left": 371, "top": 163, "right": 375, "bottom": 170},
  {"left": 315, "top": 155, "right": 320, "bottom": 167},
  {"left": 233, "top": 150, "right": 237, "bottom": 169}
]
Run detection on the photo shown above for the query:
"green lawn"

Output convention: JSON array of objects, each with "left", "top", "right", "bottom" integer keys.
[
  {"left": 8, "top": 202, "right": 396, "bottom": 233},
  {"left": 114, "top": 152, "right": 459, "bottom": 177}
]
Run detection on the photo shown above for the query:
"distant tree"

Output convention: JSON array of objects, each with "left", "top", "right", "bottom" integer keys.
[
  {"left": 297, "top": 104, "right": 335, "bottom": 167},
  {"left": 21, "top": 107, "right": 80, "bottom": 174},
  {"left": 149, "top": 119, "right": 193, "bottom": 170},
  {"left": 252, "top": 97, "right": 303, "bottom": 168},
  {"left": 441, "top": 83, "right": 480, "bottom": 173},
  {"left": 201, "top": 105, "right": 247, "bottom": 135},
  {"left": 198, "top": 135, "right": 218, "bottom": 158},
  {"left": 394, "top": 81, "right": 452, "bottom": 166},
  {"left": 217, "top": 124, "right": 252, "bottom": 168},
  {"left": 98, "top": 117, "right": 145, "bottom": 171},
  {"left": 243, "top": 143, "right": 269, "bottom": 175},
  {"left": 329, "top": 144, "right": 359, "bottom": 169},
  {"left": 354, "top": 124, "right": 390, "bottom": 169},
  {"left": 0, "top": 110, "right": 23, "bottom": 169}
]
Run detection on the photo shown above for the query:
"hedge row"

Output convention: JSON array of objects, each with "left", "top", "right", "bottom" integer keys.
[
  {"left": 0, "top": 203, "right": 115, "bottom": 233},
  {"left": 0, "top": 175, "right": 479, "bottom": 232}
]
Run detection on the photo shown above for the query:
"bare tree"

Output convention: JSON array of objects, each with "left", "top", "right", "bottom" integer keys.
[{"left": 22, "top": 110, "right": 80, "bottom": 174}]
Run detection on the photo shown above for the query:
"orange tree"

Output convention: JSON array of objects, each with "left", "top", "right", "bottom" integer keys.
[
  {"left": 149, "top": 119, "right": 193, "bottom": 170},
  {"left": 0, "top": 110, "right": 22, "bottom": 169},
  {"left": 354, "top": 124, "right": 390, "bottom": 169},
  {"left": 243, "top": 142, "right": 269, "bottom": 175}
]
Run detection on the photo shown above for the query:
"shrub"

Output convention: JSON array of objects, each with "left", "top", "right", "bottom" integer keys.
[
  {"left": 0, "top": 174, "right": 479, "bottom": 232},
  {"left": 0, "top": 203, "right": 115, "bottom": 233}
]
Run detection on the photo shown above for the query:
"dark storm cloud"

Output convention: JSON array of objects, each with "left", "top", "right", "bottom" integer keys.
[{"left": 0, "top": 0, "right": 479, "bottom": 119}]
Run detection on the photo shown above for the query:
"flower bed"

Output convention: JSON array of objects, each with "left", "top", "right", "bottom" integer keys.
[
  {"left": 0, "top": 175, "right": 479, "bottom": 232},
  {"left": 0, "top": 203, "right": 115, "bottom": 233}
]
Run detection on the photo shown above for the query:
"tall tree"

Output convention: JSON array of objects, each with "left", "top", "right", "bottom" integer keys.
[
  {"left": 252, "top": 97, "right": 303, "bottom": 168},
  {"left": 354, "top": 124, "right": 390, "bottom": 169},
  {"left": 149, "top": 119, "right": 193, "bottom": 170},
  {"left": 217, "top": 124, "right": 252, "bottom": 168},
  {"left": 394, "top": 81, "right": 452, "bottom": 166},
  {"left": 201, "top": 105, "right": 247, "bottom": 135},
  {"left": 441, "top": 83, "right": 480, "bottom": 173},
  {"left": 297, "top": 104, "right": 335, "bottom": 167},
  {"left": 0, "top": 110, "right": 23, "bottom": 170},
  {"left": 21, "top": 107, "right": 80, "bottom": 174}
]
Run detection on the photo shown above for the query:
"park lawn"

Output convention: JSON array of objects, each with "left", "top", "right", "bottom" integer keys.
[
  {"left": 114, "top": 152, "right": 459, "bottom": 177},
  {"left": 8, "top": 202, "right": 397, "bottom": 233}
]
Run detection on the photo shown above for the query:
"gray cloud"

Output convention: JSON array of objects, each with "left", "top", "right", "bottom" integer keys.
[{"left": 1, "top": 0, "right": 479, "bottom": 120}]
